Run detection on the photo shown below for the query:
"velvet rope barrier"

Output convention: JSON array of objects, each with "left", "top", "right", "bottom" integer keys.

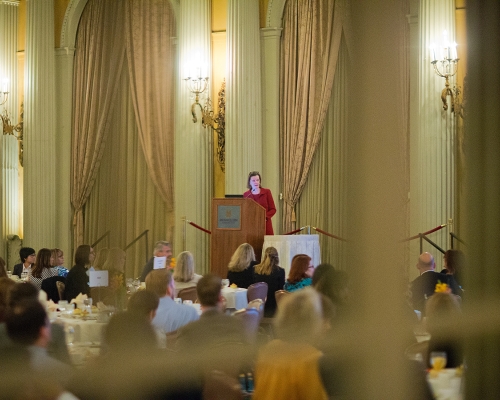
[
  {"left": 188, "top": 221, "right": 211, "bottom": 234},
  {"left": 402, "top": 224, "right": 446, "bottom": 242},
  {"left": 283, "top": 228, "right": 303, "bottom": 235},
  {"left": 313, "top": 227, "right": 347, "bottom": 242}
]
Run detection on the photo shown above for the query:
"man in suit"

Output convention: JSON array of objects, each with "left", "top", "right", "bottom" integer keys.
[
  {"left": 12, "top": 247, "right": 36, "bottom": 279},
  {"left": 139, "top": 241, "right": 172, "bottom": 282},
  {"left": 410, "top": 252, "right": 450, "bottom": 312}
]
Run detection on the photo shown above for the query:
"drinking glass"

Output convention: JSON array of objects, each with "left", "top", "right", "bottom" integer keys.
[
  {"left": 430, "top": 351, "right": 447, "bottom": 371},
  {"left": 126, "top": 278, "right": 134, "bottom": 293},
  {"left": 7, "top": 270, "right": 12, "bottom": 279},
  {"left": 66, "top": 325, "right": 75, "bottom": 345},
  {"left": 84, "top": 298, "right": 93, "bottom": 314},
  {"left": 21, "top": 271, "right": 28, "bottom": 281},
  {"left": 133, "top": 278, "right": 141, "bottom": 292}
]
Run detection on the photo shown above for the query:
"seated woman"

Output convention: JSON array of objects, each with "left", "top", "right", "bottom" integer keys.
[
  {"left": 29, "top": 248, "right": 59, "bottom": 290},
  {"left": 173, "top": 251, "right": 202, "bottom": 297},
  {"left": 312, "top": 264, "right": 350, "bottom": 323},
  {"left": 253, "top": 247, "right": 285, "bottom": 317},
  {"left": 101, "top": 248, "right": 127, "bottom": 309},
  {"left": 93, "top": 248, "right": 109, "bottom": 271},
  {"left": 441, "top": 249, "right": 465, "bottom": 294},
  {"left": 253, "top": 288, "right": 328, "bottom": 400},
  {"left": 226, "top": 243, "right": 258, "bottom": 288},
  {"left": 283, "top": 254, "right": 314, "bottom": 292},
  {"left": 425, "top": 291, "right": 463, "bottom": 368},
  {"left": 50, "top": 248, "right": 68, "bottom": 277},
  {"left": 65, "top": 245, "right": 95, "bottom": 301}
]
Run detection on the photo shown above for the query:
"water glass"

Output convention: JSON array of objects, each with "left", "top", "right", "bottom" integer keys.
[
  {"left": 7, "top": 270, "right": 12, "bottom": 279},
  {"left": 66, "top": 325, "right": 75, "bottom": 345},
  {"left": 430, "top": 351, "right": 447, "bottom": 371},
  {"left": 21, "top": 271, "right": 28, "bottom": 281}
]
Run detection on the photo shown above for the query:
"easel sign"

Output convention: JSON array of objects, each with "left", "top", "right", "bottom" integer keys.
[{"left": 89, "top": 270, "right": 109, "bottom": 287}]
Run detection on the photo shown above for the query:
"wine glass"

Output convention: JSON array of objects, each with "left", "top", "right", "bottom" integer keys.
[
  {"left": 84, "top": 298, "right": 93, "bottom": 314},
  {"left": 430, "top": 351, "right": 447, "bottom": 371}
]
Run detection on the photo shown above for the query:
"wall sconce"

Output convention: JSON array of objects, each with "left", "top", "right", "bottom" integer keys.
[
  {"left": 430, "top": 31, "right": 462, "bottom": 116},
  {"left": 1, "top": 83, "right": 24, "bottom": 166},
  {"left": 183, "top": 71, "right": 226, "bottom": 172}
]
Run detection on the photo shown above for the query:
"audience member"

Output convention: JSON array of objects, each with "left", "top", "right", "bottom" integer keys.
[
  {"left": 65, "top": 244, "right": 95, "bottom": 301},
  {"left": 29, "top": 248, "right": 59, "bottom": 290},
  {"left": 51, "top": 248, "right": 69, "bottom": 277},
  {"left": 173, "top": 251, "right": 202, "bottom": 297},
  {"left": 441, "top": 249, "right": 465, "bottom": 294},
  {"left": 284, "top": 254, "right": 314, "bottom": 292},
  {"left": 127, "top": 290, "right": 159, "bottom": 321},
  {"left": 5, "top": 299, "right": 74, "bottom": 386},
  {"left": 140, "top": 241, "right": 172, "bottom": 282},
  {"left": 101, "top": 247, "right": 127, "bottom": 309},
  {"left": 146, "top": 268, "right": 198, "bottom": 334},
  {"left": 227, "top": 243, "right": 258, "bottom": 288},
  {"left": 253, "top": 288, "right": 328, "bottom": 400},
  {"left": 93, "top": 247, "right": 109, "bottom": 270},
  {"left": 253, "top": 246, "right": 285, "bottom": 317},
  {"left": 12, "top": 247, "right": 36, "bottom": 279},
  {"left": 425, "top": 292, "right": 463, "bottom": 368},
  {"left": 0, "top": 257, "right": 7, "bottom": 278},
  {"left": 0, "top": 278, "right": 16, "bottom": 347},
  {"left": 410, "top": 252, "right": 450, "bottom": 313},
  {"left": 312, "top": 264, "right": 350, "bottom": 322}
]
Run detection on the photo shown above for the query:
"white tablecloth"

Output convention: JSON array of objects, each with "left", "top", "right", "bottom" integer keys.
[
  {"left": 262, "top": 234, "right": 321, "bottom": 276},
  {"left": 427, "top": 369, "right": 463, "bottom": 400},
  {"left": 55, "top": 316, "right": 107, "bottom": 344},
  {"left": 221, "top": 287, "right": 248, "bottom": 310}
]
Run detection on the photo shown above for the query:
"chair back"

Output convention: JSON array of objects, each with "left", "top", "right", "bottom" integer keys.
[
  {"left": 203, "top": 370, "right": 244, "bottom": 400},
  {"left": 56, "top": 281, "right": 66, "bottom": 301},
  {"left": 233, "top": 308, "right": 261, "bottom": 343},
  {"left": 247, "top": 282, "right": 268, "bottom": 303},
  {"left": 247, "top": 298, "right": 264, "bottom": 318},
  {"left": 274, "top": 289, "right": 291, "bottom": 308},
  {"left": 41, "top": 276, "right": 66, "bottom": 302},
  {"left": 178, "top": 286, "right": 198, "bottom": 303}
]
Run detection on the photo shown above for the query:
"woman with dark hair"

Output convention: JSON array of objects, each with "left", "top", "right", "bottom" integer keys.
[
  {"left": 0, "top": 257, "right": 7, "bottom": 278},
  {"left": 64, "top": 245, "right": 95, "bottom": 301},
  {"left": 227, "top": 243, "right": 258, "bottom": 288},
  {"left": 29, "top": 248, "right": 59, "bottom": 290},
  {"left": 441, "top": 249, "right": 465, "bottom": 293},
  {"left": 312, "top": 264, "right": 350, "bottom": 323},
  {"left": 243, "top": 171, "right": 276, "bottom": 235},
  {"left": 284, "top": 254, "right": 314, "bottom": 292},
  {"left": 253, "top": 247, "right": 285, "bottom": 317}
]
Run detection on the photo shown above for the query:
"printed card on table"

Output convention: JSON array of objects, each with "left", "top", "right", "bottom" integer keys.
[
  {"left": 89, "top": 270, "right": 109, "bottom": 287},
  {"left": 153, "top": 256, "right": 167, "bottom": 270}
]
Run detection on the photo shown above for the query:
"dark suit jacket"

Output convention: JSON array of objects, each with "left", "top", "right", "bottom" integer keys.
[
  {"left": 410, "top": 271, "right": 450, "bottom": 312},
  {"left": 12, "top": 263, "right": 24, "bottom": 279},
  {"left": 140, "top": 257, "right": 154, "bottom": 282},
  {"left": 254, "top": 267, "right": 286, "bottom": 317},
  {"left": 227, "top": 261, "right": 258, "bottom": 289},
  {"left": 64, "top": 264, "right": 90, "bottom": 301}
]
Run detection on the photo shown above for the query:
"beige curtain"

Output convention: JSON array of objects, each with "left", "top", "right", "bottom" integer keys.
[
  {"left": 124, "top": 0, "right": 176, "bottom": 240},
  {"left": 280, "top": 0, "right": 345, "bottom": 233},
  {"left": 71, "top": 0, "right": 126, "bottom": 248},
  {"left": 296, "top": 35, "right": 348, "bottom": 269}
]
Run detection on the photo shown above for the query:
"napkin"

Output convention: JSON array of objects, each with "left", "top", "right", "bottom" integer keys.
[
  {"left": 70, "top": 293, "right": 88, "bottom": 309},
  {"left": 46, "top": 300, "right": 58, "bottom": 312}
]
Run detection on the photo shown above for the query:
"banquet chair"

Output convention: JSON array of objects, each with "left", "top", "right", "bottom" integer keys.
[
  {"left": 247, "top": 298, "right": 264, "bottom": 318},
  {"left": 203, "top": 370, "right": 244, "bottom": 400},
  {"left": 274, "top": 290, "right": 291, "bottom": 308},
  {"left": 41, "top": 276, "right": 66, "bottom": 302},
  {"left": 56, "top": 281, "right": 66, "bottom": 301},
  {"left": 247, "top": 282, "right": 268, "bottom": 303},
  {"left": 233, "top": 308, "right": 261, "bottom": 344},
  {"left": 178, "top": 287, "right": 198, "bottom": 303}
]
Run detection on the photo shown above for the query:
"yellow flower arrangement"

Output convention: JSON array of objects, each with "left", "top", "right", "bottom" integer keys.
[
  {"left": 169, "top": 257, "right": 176, "bottom": 268},
  {"left": 435, "top": 281, "right": 451, "bottom": 294}
]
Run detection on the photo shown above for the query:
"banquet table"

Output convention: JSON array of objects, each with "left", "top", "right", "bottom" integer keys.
[
  {"left": 221, "top": 287, "right": 248, "bottom": 310},
  {"left": 262, "top": 234, "right": 321, "bottom": 276},
  {"left": 54, "top": 315, "right": 107, "bottom": 344}
]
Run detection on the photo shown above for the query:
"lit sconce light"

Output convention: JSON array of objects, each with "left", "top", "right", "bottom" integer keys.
[
  {"left": 430, "top": 30, "right": 462, "bottom": 115},
  {"left": 1, "top": 77, "right": 24, "bottom": 166}
]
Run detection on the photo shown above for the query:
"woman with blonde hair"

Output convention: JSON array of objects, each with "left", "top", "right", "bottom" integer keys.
[
  {"left": 173, "top": 251, "right": 202, "bottom": 297},
  {"left": 94, "top": 248, "right": 109, "bottom": 271},
  {"left": 226, "top": 243, "right": 257, "bottom": 288},
  {"left": 50, "top": 248, "right": 68, "bottom": 277},
  {"left": 101, "top": 248, "right": 127, "bottom": 308},
  {"left": 253, "top": 247, "right": 285, "bottom": 317}
]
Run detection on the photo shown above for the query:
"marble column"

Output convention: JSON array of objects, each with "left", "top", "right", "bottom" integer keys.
[
  {"left": 23, "top": 0, "right": 57, "bottom": 249},
  {"left": 260, "top": 27, "right": 282, "bottom": 233},
  {"left": 409, "top": 0, "right": 456, "bottom": 270},
  {"left": 175, "top": 0, "right": 212, "bottom": 272},
  {"left": 0, "top": 1, "right": 20, "bottom": 258},
  {"left": 225, "top": 0, "right": 262, "bottom": 194}
]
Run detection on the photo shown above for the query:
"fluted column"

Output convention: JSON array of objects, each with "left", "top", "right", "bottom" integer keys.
[
  {"left": 225, "top": 0, "right": 262, "bottom": 194},
  {"left": 23, "top": 0, "right": 57, "bottom": 249},
  {"left": 175, "top": 0, "right": 213, "bottom": 272},
  {"left": 410, "top": 0, "right": 455, "bottom": 269},
  {"left": 0, "top": 1, "right": 20, "bottom": 257},
  {"left": 260, "top": 27, "right": 281, "bottom": 232}
]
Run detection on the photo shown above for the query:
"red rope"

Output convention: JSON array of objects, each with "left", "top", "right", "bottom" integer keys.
[
  {"left": 313, "top": 227, "right": 347, "bottom": 242},
  {"left": 402, "top": 224, "right": 446, "bottom": 242},
  {"left": 188, "top": 221, "right": 211, "bottom": 234},
  {"left": 283, "top": 228, "right": 303, "bottom": 235}
]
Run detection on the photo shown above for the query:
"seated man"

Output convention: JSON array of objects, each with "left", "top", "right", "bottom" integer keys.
[
  {"left": 5, "top": 299, "right": 74, "bottom": 387},
  {"left": 145, "top": 268, "right": 198, "bottom": 334},
  {"left": 410, "top": 252, "right": 450, "bottom": 312},
  {"left": 12, "top": 247, "right": 36, "bottom": 279},
  {"left": 140, "top": 241, "right": 172, "bottom": 282}
]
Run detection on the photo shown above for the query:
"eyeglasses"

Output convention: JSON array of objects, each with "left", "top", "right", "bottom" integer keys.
[{"left": 29, "top": 254, "right": 36, "bottom": 257}]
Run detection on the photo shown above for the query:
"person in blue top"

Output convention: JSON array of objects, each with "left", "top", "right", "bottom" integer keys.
[{"left": 284, "top": 254, "right": 314, "bottom": 292}]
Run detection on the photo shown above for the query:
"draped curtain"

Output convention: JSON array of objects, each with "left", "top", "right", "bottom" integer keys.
[
  {"left": 71, "top": 0, "right": 125, "bottom": 248},
  {"left": 124, "top": 0, "right": 176, "bottom": 240},
  {"left": 280, "top": 0, "right": 345, "bottom": 233}
]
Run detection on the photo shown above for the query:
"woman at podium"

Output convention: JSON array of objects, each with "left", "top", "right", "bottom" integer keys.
[{"left": 243, "top": 171, "right": 276, "bottom": 235}]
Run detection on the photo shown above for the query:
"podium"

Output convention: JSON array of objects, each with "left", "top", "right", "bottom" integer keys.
[{"left": 210, "top": 198, "right": 266, "bottom": 278}]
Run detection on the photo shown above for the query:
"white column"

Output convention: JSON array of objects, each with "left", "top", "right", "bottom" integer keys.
[
  {"left": 225, "top": 0, "right": 263, "bottom": 194},
  {"left": 0, "top": 2, "right": 20, "bottom": 257},
  {"left": 23, "top": 0, "right": 57, "bottom": 249},
  {"left": 54, "top": 47, "right": 75, "bottom": 258},
  {"left": 410, "top": 0, "right": 455, "bottom": 270},
  {"left": 175, "top": 0, "right": 213, "bottom": 272},
  {"left": 260, "top": 27, "right": 281, "bottom": 233}
]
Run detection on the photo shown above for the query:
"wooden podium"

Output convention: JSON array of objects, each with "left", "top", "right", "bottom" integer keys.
[{"left": 210, "top": 198, "right": 266, "bottom": 278}]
